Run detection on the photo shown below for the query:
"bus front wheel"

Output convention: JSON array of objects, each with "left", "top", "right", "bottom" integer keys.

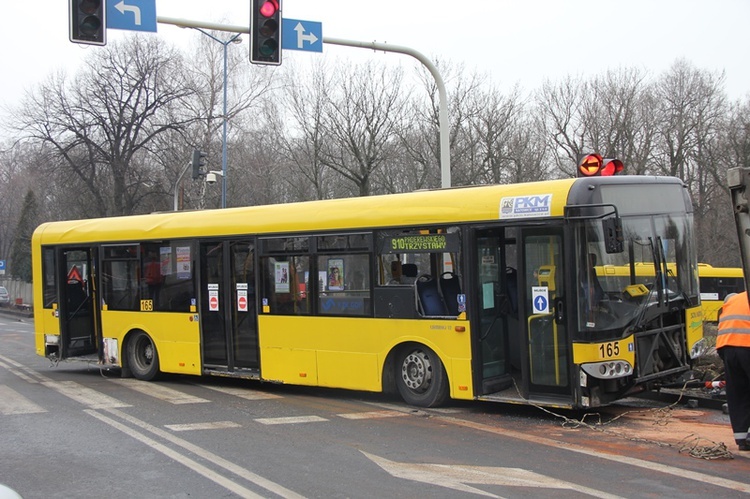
[
  {"left": 395, "top": 345, "right": 448, "bottom": 407},
  {"left": 127, "top": 331, "right": 160, "bottom": 381}
]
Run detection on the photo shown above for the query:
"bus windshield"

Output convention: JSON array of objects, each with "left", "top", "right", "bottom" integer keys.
[{"left": 576, "top": 212, "right": 698, "bottom": 335}]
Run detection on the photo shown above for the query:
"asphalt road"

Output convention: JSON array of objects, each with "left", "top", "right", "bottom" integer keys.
[{"left": 1, "top": 315, "right": 748, "bottom": 498}]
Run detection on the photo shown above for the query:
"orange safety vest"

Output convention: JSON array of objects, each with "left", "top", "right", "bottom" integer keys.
[{"left": 717, "top": 291, "right": 750, "bottom": 349}]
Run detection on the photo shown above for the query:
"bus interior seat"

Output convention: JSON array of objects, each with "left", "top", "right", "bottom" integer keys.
[
  {"left": 401, "top": 263, "right": 418, "bottom": 284},
  {"left": 416, "top": 274, "right": 448, "bottom": 316},
  {"left": 439, "top": 272, "right": 462, "bottom": 315}
]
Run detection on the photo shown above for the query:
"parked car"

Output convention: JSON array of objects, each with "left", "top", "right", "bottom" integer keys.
[{"left": 0, "top": 286, "right": 10, "bottom": 306}]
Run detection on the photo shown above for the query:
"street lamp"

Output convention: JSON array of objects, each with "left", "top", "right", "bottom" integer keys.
[{"left": 193, "top": 28, "right": 242, "bottom": 208}]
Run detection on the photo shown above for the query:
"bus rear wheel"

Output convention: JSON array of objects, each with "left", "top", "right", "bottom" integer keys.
[
  {"left": 396, "top": 345, "right": 448, "bottom": 407},
  {"left": 127, "top": 331, "right": 160, "bottom": 381}
]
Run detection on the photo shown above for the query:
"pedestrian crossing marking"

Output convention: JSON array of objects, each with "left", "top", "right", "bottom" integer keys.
[
  {"left": 42, "top": 380, "right": 131, "bottom": 409},
  {"left": 0, "top": 385, "right": 46, "bottom": 415},
  {"left": 338, "top": 410, "right": 408, "bottom": 420},
  {"left": 255, "top": 415, "right": 328, "bottom": 425},
  {"left": 165, "top": 421, "right": 242, "bottom": 432},
  {"left": 109, "top": 378, "right": 209, "bottom": 404},
  {"left": 200, "top": 384, "right": 282, "bottom": 400}
]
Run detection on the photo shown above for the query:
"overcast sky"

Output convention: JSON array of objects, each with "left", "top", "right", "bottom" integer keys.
[{"left": 2, "top": 0, "right": 748, "bottom": 121}]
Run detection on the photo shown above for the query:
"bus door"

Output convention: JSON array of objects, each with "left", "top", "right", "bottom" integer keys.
[
  {"left": 474, "top": 228, "right": 518, "bottom": 394},
  {"left": 522, "top": 228, "right": 571, "bottom": 399},
  {"left": 58, "top": 248, "right": 99, "bottom": 358},
  {"left": 199, "top": 240, "right": 259, "bottom": 372}
]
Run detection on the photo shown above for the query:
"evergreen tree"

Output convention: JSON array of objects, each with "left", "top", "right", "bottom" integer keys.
[{"left": 10, "top": 190, "right": 38, "bottom": 282}]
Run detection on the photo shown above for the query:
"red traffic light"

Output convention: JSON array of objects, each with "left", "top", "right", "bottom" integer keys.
[
  {"left": 577, "top": 154, "right": 624, "bottom": 177},
  {"left": 259, "top": 0, "right": 279, "bottom": 17},
  {"left": 251, "top": 0, "right": 282, "bottom": 65},
  {"left": 600, "top": 158, "right": 624, "bottom": 176}
]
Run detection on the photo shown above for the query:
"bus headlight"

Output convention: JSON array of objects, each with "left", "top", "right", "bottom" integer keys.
[
  {"left": 581, "top": 360, "right": 632, "bottom": 379},
  {"left": 690, "top": 338, "right": 708, "bottom": 359},
  {"left": 45, "top": 334, "right": 59, "bottom": 345}
]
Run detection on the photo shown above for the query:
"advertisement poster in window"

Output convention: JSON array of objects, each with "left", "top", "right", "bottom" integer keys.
[
  {"left": 328, "top": 258, "right": 344, "bottom": 291},
  {"left": 160, "top": 246, "right": 172, "bottom": 276},
  {"left": 176, "top": 246, "right": 191, "bottom": 279},
  {"left": 275, "top": 261, "right": 290, "bottom": 293}
]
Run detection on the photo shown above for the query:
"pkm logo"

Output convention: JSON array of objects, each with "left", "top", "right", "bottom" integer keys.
[
  {"left": 500, "top": 194, "right": 552, "bottom": 218},
  {"left": 515, "top": 195, "right": 551, "bottom": 210}
]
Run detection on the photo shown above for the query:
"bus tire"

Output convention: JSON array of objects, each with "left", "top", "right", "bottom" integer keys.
[
  {"left": 127, "top": 331, "right": 160, "bottom": 381},
  {"left": 395, "top": 344, "right": 448, "bottom": 407}
]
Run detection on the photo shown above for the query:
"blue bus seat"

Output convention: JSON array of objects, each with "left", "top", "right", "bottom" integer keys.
[
  {"left": 439, "top": 272, "right": 462, "bottom": 315},
  {"left": 416, "top": 274, "right": 448, "bottom": 316}
]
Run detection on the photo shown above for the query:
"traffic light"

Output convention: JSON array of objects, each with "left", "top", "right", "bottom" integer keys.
[
  {"left": 250, "top": 0, "right": 282, "bottom": 65},
  {"left": 192, "top": 149, "right": 207, "bottom": 179},
  {"left": 69, "top": 0, "right": 106, "bottom": 46},
  {"left": 577, "top": 154, "right": 624, "bottom": 177}
]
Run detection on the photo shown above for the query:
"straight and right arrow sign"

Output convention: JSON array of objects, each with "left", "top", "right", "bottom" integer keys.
[{"left": 281, "top": 18, "right": 323, "bottom": 52}]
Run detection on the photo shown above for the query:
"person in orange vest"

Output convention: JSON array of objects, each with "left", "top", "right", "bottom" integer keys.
[{"left": 717, "top": 291, "right": 750, "bottom": 451}]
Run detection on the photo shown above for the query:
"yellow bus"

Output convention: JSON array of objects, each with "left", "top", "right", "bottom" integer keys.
[
  {"left": 593, "top": 263, "right": 744, "bottom": 322},
  {"left": 32, "top": 174, "right": 705, "bottom": 409},
  {"left": 697, "top": 264, "right": 744, "bottom": 321}
]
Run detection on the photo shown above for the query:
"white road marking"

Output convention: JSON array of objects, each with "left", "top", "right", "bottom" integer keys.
[
  {"left": 338, "top": 410, "right": 408, "bottom": 420},
  {"left": 42, "top": 380, "right": 131, "bottom": 409},
  {"left": 165, "top": 421, "right": 242, "bottom": 432},
  {"left": 437, "top": 415, "right": 750, "bottom": 494},
  {"left": 255, "top": 415, "right": 328, "bottom": 425},
  {"left": 200, "top": 384, "right": 282, "bottom": 400},
  {"left": 0, "top": 385, "right": 46, "bottom": 415},
  {"left": 0, "top": 360, "right": 40, "bottom": 384},
  {"left": 85, "top": 409, "right": 266, "bottom": 498},
  {"left": 109, "top": 378, "right": 209, "bottom": 404},
  {"left": 101, "top": 407, "right": 305, "bottom": 498},
  {"left": 362, "top": 450, "right": 623, "bottom": 499}
]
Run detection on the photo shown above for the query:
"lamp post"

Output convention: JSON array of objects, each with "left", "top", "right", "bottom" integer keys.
[{"left": 193, "top": 28, "right": 242, "bottom": 208}]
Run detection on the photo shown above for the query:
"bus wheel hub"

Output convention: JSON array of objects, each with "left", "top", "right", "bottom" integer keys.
[{"left": 402, "top": 351, "right": 432, "bottom": 391}]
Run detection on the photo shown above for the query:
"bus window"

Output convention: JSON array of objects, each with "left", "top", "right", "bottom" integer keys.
[
  {"left": 317, "top": 253, "right": 371, "bottom": 316},
  {"left": 261, "top": 256, "right": 310, "bottom": 315},
  {"left": 42, "top": 247, "right": 57, "bottom": 308},
  {"left": 375, "top": 228, "right": 462, "bottom": 317}
]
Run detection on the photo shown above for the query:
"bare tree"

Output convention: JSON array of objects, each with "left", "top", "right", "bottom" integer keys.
[
  {"left": 272, "top": 60, "right": 336, "bottom": 201},
  {"left": 12, "top": 36, "right": 194, "bottom": 217},
  {"left": 179, "top": 32, "right": 277, "bottom": 209},
  {"left": 536, "top": 75, "right": 590, "bottom": 176},
  {"left": 408, "top": 60, "right": 488, "bottom": 189},
  {"left": 318, "top": 61, "right": 409, "bottom": 197},
  {"left": 651, "top": 60, "right": 728, "bottom": 264}
]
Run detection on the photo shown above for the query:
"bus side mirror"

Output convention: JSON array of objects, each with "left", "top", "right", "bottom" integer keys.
[{"left": 603, "top": 217, "right": 624, "bottom": 254}]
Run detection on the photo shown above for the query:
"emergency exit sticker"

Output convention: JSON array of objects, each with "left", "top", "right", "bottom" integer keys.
[
  {"left": 208, "top": 283, "right": 219, "bottom": 312},
  {"left": 237, "top": 283, "right": 248, "bottom": 312}
]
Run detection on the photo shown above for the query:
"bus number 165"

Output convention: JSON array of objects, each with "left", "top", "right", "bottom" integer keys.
[{"left": 599, "top": 342, "right": 620, "bottom": 358}]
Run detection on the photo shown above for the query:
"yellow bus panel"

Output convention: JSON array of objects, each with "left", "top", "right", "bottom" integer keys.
[
  {"left": 100, "top": 311, "right": 202, "bottom": 375},
  {"left": 257, "top": 315, "right": 474, "bottom": 399}
]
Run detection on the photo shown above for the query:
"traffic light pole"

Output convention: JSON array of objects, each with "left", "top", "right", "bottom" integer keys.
[
  {"left": 174, "top": 162, "right": 191, "bottom": 211},
  {"left": 157, "top": 16, "right": 452, "bottom": 189}
]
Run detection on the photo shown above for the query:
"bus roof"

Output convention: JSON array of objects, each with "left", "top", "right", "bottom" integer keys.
[{"left": 32, "top": 176, "right": 683, "bottom": 245}]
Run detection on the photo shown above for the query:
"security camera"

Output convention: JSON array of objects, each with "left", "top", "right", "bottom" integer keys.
[{"left": 205, "top": 172, "right": 217, "bottom": 185}]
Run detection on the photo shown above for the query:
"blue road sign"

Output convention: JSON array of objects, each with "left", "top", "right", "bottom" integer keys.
[
  {"left": 282, "top": 19, "right": 323, "bottom": 53},
  {"left": 107, "top": 0, "right": 157, "bottom": 32},
  {"left": 0, "top": 260, "right": 5, "bottom": 270},
  {"left": 533, "top": 295, "right": 548, "bottom": 313}
]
